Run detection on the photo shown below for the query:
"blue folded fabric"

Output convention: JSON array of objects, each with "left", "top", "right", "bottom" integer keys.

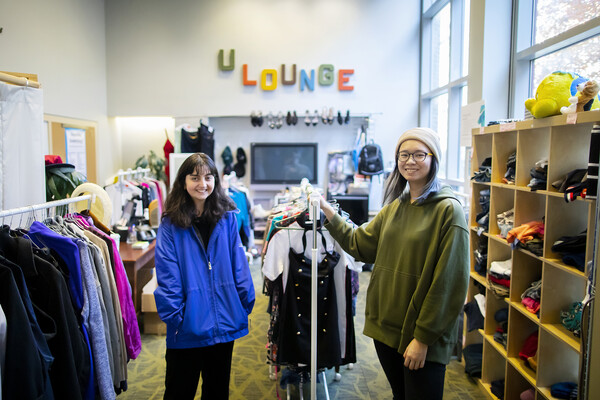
[{"left": 551, "top": 382, "right": 577, "bottom": 399}]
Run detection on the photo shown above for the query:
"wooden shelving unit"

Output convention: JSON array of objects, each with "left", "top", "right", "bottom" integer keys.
[{"left": 466, "top": 111, "right": 599, "bottom": 400}]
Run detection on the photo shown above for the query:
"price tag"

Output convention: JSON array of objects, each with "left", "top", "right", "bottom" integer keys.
[
  {"left": 566, "top": 113, "right": 578, "bottom": 124},
  {"left": 500, "top": 122, "right": 517, "bottom": 132}
]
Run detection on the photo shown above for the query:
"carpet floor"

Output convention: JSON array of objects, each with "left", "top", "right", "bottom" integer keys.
[{"left": 118, "top": 259, "right": 487, "bottom": 399}]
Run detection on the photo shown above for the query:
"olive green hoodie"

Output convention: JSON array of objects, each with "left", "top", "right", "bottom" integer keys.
[{"left": 325, "top": 186, "right": 469, "bottom": 364}]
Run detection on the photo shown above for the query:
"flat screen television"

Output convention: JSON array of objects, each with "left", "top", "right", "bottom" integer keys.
[{"left": 251, "top": 142, "right": 318, "bottom": 184}]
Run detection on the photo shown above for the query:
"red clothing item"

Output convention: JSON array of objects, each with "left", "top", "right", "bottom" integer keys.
[
  {"left": 163, "top": 138, "right": 174, "bottom": 187},
  {"left": 488, "top": 274, "right": 511, "bottom": 288},
  {"left": 519, "top": 331, "right": 538, "bottom": 360}
]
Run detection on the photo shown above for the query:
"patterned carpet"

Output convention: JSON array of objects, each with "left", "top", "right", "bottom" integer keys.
[{"left": 118, "top": 259, "right": 487, "bottom": 399}]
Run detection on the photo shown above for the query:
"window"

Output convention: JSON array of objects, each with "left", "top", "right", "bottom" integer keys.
[
  {"left": 420, "top": 0, "right": 470, "bottom": 185},
  {"left": 511, "top": 0, "right": 600, "bottom": 117}
]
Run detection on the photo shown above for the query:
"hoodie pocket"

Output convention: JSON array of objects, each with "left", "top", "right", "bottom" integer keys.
[{"left": 366, "top": 265, "right": 419, "bottom": 331}]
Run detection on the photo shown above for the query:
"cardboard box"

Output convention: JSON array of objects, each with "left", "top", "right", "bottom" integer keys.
[
  {"left": 144, "top": 312, "right": 166, "bottom": 335},
  {"left": 141, "top": 292, "right": 157, "bottom": 312}
]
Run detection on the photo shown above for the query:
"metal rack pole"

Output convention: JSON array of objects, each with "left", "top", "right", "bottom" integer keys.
[
  {"left": 0, "top": 194, "right": 93, "bottom": 219},
  {"left": 310, "top": 196, "right": 319, "bottom": 400}
]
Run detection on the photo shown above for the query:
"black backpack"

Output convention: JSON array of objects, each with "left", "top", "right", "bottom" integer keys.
[{"left": 358, "top": 142, "right": 384, "bottom": 175}]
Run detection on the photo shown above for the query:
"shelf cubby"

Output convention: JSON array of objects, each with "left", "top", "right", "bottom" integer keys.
[
  {"left": 489, "top": 185, "right": 515, "bottom": 238},
  {"left": 506, "top": 362, "right": 535, "bottom": 400},
  {"left": 509, "top": 251, "right": 542, "bottom": 307},
  {"left": 543, "top": 196, "right": 589, "bottom": 267},
  {"left": 536, "top": 328, "right": 580, "bottom": 390},
  {"left": 491, "top": 130, "right": 517, "bottom": 185},
  {"left": 515, "top": 127, "right": 550, "bottom": 189},
  {"left": 472, "top": 132, "right": 493, "bottom": 175},
  {"left": 513, "top": 190, "right": 546, "bottom": 230},
  {"left": 547, "top": 123, "right": 594, "bottom": 194},
  {"left": 481, "top": 339, "right": 507, "bottom": 398}
]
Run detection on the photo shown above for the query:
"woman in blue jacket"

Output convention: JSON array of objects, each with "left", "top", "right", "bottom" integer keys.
[{"left": 154, "top": 153, "right": 255, "bottom": 400}]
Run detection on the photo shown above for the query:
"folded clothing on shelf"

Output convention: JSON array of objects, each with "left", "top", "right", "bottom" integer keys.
[{"left": 472, "top": 157, "right": 492, "bottom": 182}]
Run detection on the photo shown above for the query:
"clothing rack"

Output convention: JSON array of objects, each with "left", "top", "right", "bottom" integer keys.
[
  {"left": 0, "top": 71, "right": 41, "bottom": 89},
  {"left": 117, "top": 167, "right": 151, "bottom": 183},
  {"left": 284, "top": 179, "right": 329, "bottom": 400},
  {"left": 0, "top": 194, "right": 93, "bottom": 224}
]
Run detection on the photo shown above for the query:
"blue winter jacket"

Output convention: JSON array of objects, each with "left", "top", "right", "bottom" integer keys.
[{"left": 154, "top": 211, "right": 255, "bottom": 349}]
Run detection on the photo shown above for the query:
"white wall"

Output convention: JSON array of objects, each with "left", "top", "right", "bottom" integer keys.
[
  {"left": 105, "top": 0, "right": 421, "bottom": 205},
  {"left": 0, "top": 0, "right": 421, "bottom": 204},
  {"left": 0, "top": 0, "right": 119, "bottom": 185}
]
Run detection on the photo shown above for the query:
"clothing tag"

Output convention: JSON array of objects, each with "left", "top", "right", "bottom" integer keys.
[{"left": 566, "top": 113, "right": 578, "bottom": 124}]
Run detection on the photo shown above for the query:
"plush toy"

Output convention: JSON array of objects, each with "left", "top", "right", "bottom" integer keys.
[
  {"left": 576, "top": 80, "right": 599, "bottom": 112},
  {"left": 560, "top": 80, "right": 600, "bottom": 115},
  {"left": 525, "top": 71, "right": 600, "bottom": 119}
]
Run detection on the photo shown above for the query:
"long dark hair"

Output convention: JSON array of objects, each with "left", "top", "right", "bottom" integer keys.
[
  {"left": 382, "top": 145, "right": 440, "bottom": 206},
  {"left": 162, "top": 153, "right": 236, "bottom": 227}
]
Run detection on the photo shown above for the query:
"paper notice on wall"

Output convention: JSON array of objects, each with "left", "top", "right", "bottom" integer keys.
[
  {"left": 460, "top": 100, "right": 485, "bottom": 147},
  {"left": 65, "top": 127, "right": 87, "bottom": 177}
]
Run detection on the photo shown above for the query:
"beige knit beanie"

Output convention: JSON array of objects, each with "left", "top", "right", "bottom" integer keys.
[{"left": 395, "top": 127, "right": 442, "bottom": 163}]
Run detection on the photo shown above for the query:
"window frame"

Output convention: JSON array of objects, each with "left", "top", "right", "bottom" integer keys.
[
  {"left": 420, "top": 0, "right": 469, "bottom": 187},
  {"left": 509, "top": 0, "right": 600, "bottom": 118}
]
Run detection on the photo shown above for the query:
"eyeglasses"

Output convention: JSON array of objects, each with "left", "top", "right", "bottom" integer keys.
[{"left": 397, "top": 151, "right": 433, "bottom": 162}]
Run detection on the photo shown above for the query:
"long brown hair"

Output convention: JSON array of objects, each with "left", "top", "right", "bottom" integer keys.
[{"left": 162, "top": 153, "right": 236, "bottom": 227}]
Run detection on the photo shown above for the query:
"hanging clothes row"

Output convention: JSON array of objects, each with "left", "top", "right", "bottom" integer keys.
[
  {"left": 0, "top": 197, "right": 141, "bottom": 400},
  {"left": 175, "top": 120, "right": 216, "bottom": 161},
  {"left": 223, "top": 172, "right": 254, "bottom": 249},
  {"left": 104, "top": 169, "right": 166, "bottom": 228},
  {"left": 261, "top": 194, "right": 362, "bottom": 394}
]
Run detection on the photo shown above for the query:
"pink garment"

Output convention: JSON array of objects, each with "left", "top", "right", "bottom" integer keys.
[
  {"left": 149, "top": 179, "right": 163, "bottom": 217},
  {"left": 520, "top": 388, "right": 535, "bottom": 400},
  {"left": 522, "top": 297, "right": 540, "bottom": 314},
  {"left": 90, "top": 226, "right": 142, "bottom": 359}
]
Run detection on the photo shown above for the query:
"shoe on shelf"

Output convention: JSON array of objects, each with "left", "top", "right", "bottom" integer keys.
[
  {"left": 312, "top": 109, "right": 319, "bottom": 126},
  {"left": 257, "top": 111, "right": 264, "bottom": 127},
  {"left": 304, "top": 110, "right": 311, "bottom": 126},
  {"left": 276, "top": 111, "right": 283, "bottom": 129},
  {"left": 321, "top": 106, "right": 328, "bottom": 124},
  {"left": 292, "top": 111, "right": 298, "bottom": 125},
  {"left": 286, "top": 111, "right": 292, "bottom": 126},
  {"left": 328, "top": 107, "right": 335, "bottom": 124},
  {"left": 337, "top": 110, "right": 343, "bottom": 125},
  {"left": 250, "top": 111, "right": 257, "bottom": 127},
  {"left": 267, "top": 112, "right": 275, "bottom": 129},
  {"left": 345, "top": 110, "right": 350, "bottom": 124}
]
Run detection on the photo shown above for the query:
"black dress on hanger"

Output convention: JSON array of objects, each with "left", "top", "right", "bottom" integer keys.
[{"left": 276, "top": 230, "right": 342, "bottom": 369}]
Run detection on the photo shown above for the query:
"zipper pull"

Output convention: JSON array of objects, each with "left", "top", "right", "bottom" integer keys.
[{"left": 208, "top": 261, "right": 212, "bottom": 270}]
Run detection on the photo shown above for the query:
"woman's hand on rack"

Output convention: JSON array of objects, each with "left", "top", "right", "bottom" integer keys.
[
  {"left": 403, "top": 338, "right": 428, "bottom": 370},
  {"left": 309, "top": 192, "right": 336, "bottom": 222}
]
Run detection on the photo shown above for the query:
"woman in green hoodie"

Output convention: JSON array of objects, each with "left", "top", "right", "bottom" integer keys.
[{"left": 317, "top": 127, "right": 469, "bottom": 400}]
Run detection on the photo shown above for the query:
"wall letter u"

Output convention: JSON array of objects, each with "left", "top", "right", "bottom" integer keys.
[{"left": 218, "top": 49, "right": 235, "bottom": 71}]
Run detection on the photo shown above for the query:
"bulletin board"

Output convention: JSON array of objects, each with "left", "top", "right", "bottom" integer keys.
[{"left": 45, "top": 115, "right": 97, "bottom": 183}]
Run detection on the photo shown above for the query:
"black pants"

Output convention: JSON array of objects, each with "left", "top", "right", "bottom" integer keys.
[
  {"left": 374, "top": 340, "right": 446, "bottom": 400},
  {"left": 164, "top": 341, "right": 235, "bottom": 400}
]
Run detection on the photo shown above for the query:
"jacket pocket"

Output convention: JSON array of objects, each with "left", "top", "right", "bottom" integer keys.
[
  {"left": 179, "top": 289, "right": 215, "bottom": 341},
  {"left": 217, "top": 282, "right": 248, "bottom": 332}
]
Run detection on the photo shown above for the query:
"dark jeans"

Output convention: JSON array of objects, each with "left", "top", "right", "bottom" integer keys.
[
  {"left": 164, "top": 341, "right": 235, "bottom": 400},
  {"left": 374, "top": 339, "right": 446, "bottom": 400}
]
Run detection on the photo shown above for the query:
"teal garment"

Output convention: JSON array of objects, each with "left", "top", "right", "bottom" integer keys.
[{"left": 325, "top": 186, "right": 469, "bottom": 364}]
